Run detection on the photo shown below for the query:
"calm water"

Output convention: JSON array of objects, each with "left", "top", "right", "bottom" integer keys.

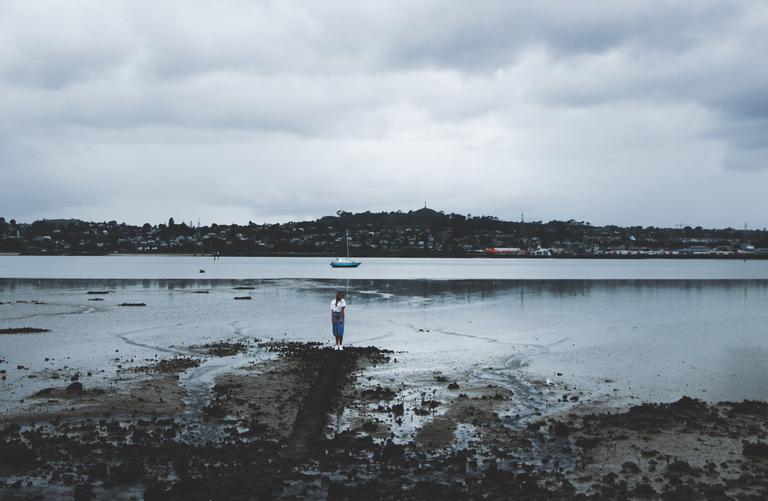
[
  {"left": 1, "top": 277, "right": 767, "bottom": 415},
  {"left": 1, "top": 255, "right": 768, "bottom": 279}
]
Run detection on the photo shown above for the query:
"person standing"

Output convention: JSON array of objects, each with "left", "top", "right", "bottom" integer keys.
[{"left": 331, "top": 292, "right": 346, "bottom": 350}]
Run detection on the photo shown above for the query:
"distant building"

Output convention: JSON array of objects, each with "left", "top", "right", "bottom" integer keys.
[{"left": 485, "top": 247, "right": 524, "bottom": 255}]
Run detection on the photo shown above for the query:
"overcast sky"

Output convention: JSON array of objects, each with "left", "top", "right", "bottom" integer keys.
[{"left": 1, "top": 1, "right": 767, "bottom": 228}]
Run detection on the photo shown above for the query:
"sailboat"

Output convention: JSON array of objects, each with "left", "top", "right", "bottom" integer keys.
[{"left": 331, "top": 229, "right": 361, "bottom": 268}]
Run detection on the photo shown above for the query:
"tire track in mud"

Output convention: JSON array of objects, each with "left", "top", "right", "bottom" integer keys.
[
  {"left": 281, "top": 349, "right": 357, "bottom": 462},
  {"left": 176, "top": 321, "right": 257, "bottom": 424},
  {"left": 390, "top": 317, "right": 572, "bottom": 423},
  {"left": 227, "top": 319, "right": 252, "bottom": 344},
  {"left": 429, "top": 327, "right": 499, "bottom": 342},
  {"left": 474, "top": 337, "right": 572, "bottom": 425},
  {"left": 397, "top": 320, "right": 500, "bottom": 342},
  {"left": 116, "top": 324, "right": 188, "bottom": 355},
  {"left": 350, "top": 332, "right": 394, "bottom": 345},
  {"left": 1, "top": 304, "right": 96, "bottom": 322},
  {"left": 280, "top": 346, "right": 387, "bottom": 464}
]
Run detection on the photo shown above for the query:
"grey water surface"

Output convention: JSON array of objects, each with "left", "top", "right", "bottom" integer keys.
[
  {"left": 2, "top": 255, "right": 768, "bottom": 279},
  {"left": 1, "top": 271, "right": 767, "bottom": 416}
]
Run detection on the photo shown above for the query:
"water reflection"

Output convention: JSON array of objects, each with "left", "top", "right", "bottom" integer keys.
[
  {"left": 1, "top": 277, "right": 767, "bottom": 404},
  {"left": 3, "top": 256, "right": 768, "bottom": 280},
  {"left": 3, "top": 277, "right": 768, "bottom": 298}
]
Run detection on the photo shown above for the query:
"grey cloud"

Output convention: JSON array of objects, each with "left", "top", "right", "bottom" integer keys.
[
  {"left": 722, "top": 147, "right": 768, "bottom": 172},
  {"left": 374, "top": 1, "right": 743, "bottom": 71},
  {"left": 0, "top": 2, "right": 136, "bottom": 88},
  {"left": 1, "top": 0, "right": 767, "bottom": 225}
]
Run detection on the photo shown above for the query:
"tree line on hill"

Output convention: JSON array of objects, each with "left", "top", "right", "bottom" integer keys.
[{"left": 0, "top": 209, "right": 766, "bottom": 257}]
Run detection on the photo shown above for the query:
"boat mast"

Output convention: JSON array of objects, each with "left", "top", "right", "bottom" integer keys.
[{"left": 346, "top": 229, "right": 350, "bottom": 258}]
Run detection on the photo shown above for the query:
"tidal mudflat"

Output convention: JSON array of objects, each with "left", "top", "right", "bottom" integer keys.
[{"left": 1, "top": 278, "right": 767, "bottom": 499}]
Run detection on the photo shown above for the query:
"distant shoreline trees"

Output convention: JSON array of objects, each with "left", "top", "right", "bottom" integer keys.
[{"left": 0, "top": 209, "right": 766, "bottom": 258}]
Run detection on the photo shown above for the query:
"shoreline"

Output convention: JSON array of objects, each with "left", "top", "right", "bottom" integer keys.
[
  {"left": 1, "top": 341, "right": 766, "bottom": 499},
  {"left": 4, "top": 252, "right": 768, "bottom": 260}
]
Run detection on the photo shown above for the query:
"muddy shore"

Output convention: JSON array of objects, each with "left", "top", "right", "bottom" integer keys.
[{"left": 1, "top": 341, "right": 767, "bottom": 500}]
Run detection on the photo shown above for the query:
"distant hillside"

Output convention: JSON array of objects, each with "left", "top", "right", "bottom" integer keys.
[
  {"left": 1, "top": 209, "right": 766, "bottom": 257},
  {"left": 318, "top": 208, "right": 452, "bottom": 227}
]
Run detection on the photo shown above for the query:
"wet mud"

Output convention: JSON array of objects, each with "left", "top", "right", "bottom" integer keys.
[
  {"left": 1, "top": 342, "right": 766, "bottom": 500},
  {"left": 188, "top": 341, "right": 249, "bottom": 358},
  {"left": 0, "top": 328, "right": 50, "bottom": 335}
]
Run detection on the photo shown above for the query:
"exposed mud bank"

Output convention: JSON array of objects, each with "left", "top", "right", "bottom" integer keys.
[
  {"left": 0, "top": 328, "right": 50, "bottom": 335},
  {"left": 1, "top": 342, "right": 766, "bottom": 500}
]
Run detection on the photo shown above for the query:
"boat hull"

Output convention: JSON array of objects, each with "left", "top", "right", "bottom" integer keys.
[{"left": 330, "top": 261, "right": 361, "bottom": 268}]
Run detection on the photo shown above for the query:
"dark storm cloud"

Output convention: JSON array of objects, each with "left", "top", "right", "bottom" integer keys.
[{"left": 0, "top": 0, "right": 767, "bottom": 226}]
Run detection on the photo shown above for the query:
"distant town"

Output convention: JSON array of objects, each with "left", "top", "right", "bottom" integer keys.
[{"left": 1, "top": 208, "right": 766, "bottom": 258}]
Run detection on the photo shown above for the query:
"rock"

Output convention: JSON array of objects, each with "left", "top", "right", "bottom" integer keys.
[
  {"left": 728, "top": 400, "right": 768, "bottom": 416},
  {"left": 576, "top": 437, "right": 600, "bottom": 450},
  {"left": 447, "top": 382, "right": 460, "bottom": 390},
  {"left": 670, "top": 396, "right": 706, "bottom": 411},
  {"left": 666, "top": 460, "right": 697, "bottom": 477},
  {"left": 632, "top": 482, "right": 656, "bottom": 498},
  {"left": 66, "top": 382, "right": 84, "bottom": 394},
  {"left": 0, "top": 442, "right": 37, "bottom": 467},
  {"left": 662, "top": 484, "right": 699, "bottom": 501},
  {"left": 622, "top": 461, "right": 641, "bottom": 474},
  {"left": 743, "top": 441, "right": 768, "bottom": 457},
  {"left": 360, "top": 386, "right": 396, "bottom": 400},
  {"left": 73, "top": 483, "right": 93, "bottom": 501},
  {"left": 389, "top": 403, "right": 405, "bottom": 416},
  {"left": 381, "top": 439, "right": 405, "bottom": 460},
  {"left": 552, "top": 422, "right": 570, "bottom": 437}
]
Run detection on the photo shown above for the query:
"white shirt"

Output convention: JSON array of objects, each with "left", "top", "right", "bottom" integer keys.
[{"left": 331, "top": 298, "right": 346, "bottom": 313}]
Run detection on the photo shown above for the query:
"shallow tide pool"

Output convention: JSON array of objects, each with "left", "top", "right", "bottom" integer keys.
[{"left": 2, "top": 278, "right": 767, "bottom": 416}]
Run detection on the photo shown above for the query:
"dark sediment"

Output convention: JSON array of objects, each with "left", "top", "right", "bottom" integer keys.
[
  {"left": 0, "top": 327, "right": 50, "bottom": 334},
  {"left": 1, "top": 343, "right": 766, "bottom": 500},
  {"left": 281, "top": 344, "right": 372, "bottom": 461},
  {"left": 188, "top": 341, "right": 249, "bottom": 357},
  {"left": 130, "top": 357, "right": 201, "bottom": 374}
]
